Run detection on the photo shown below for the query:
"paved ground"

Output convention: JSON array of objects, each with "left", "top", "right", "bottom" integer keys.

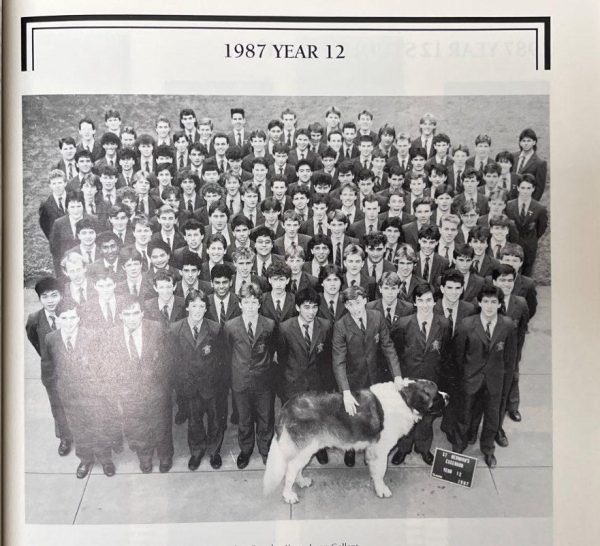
[{"left": 24, "top": 287, "right": 551, "bottom": 526}]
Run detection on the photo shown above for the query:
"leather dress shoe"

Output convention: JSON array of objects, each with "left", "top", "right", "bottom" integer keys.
[
  {"left": 174, "top": 409, "right": 189, "bottom": 425},
  {"left": 76, "top": 462, "right": 92, "bottom": 479},
  {"left": 262, "top": 454, "right": 268, "bottom": 465},
  {"left": 484, "top": 454, "right": 497, "bottom": 468},
  {"left": 210, "top": 454, "right": 222, "bottom": 469},
  {"left": 508, "top": 410, "right": 522, "bottom": 422},
  {"left": 344, "top": 450, "right": 355, "bottom": 467},
  {"left": 188, "top": 454, "right": 203, "bottom": 471},
  {"left": 58, "top": 438, "right": 72, "bottom": 457},
  {"left": 139, "top": 460, "right": 153, "bottom": 474},
  {"left": 237, "top": 452, "right": 251, "bottom": 469},
  {"left": 315, "top": 448, "right": 329, "bottom": 465},
  {"left": 159, "top": 459, "right": 173, "bottom": 473},
  {"left": 421, "top": 451, "right": 434, "bottom": 465},
  {"left": 495, "top": 429, "right": 509, "bottom": 447},
  {"left": 102, "top": 462, "right": 116, "bottom": 477},
  {"left": 391, "top": 450, "right": 406, "bottom": 466}
]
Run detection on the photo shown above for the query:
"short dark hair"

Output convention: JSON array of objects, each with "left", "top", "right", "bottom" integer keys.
[
  {"left": 440, "top": 269, "right": 465, "bottom": 287},
  {"left": 492, "top": 263, "right": 517, "bottom": 281},
  {"left": 35, "top": 277, "right": 62, "bottom": 297},
  {"left": 413, "top": 282, "right": 434, "bottom": 301},
  {"left": 295, "top": 287, "right": 320, "bottom": 306},
  {"left": 211, "top": 263, "right": 233, "bottom": 280},
  {"left": 184, "top": 288, "right": 210, "bottom": 308},
  {"left": 266, "top": 261, "right": 292, "bottom": 279}
]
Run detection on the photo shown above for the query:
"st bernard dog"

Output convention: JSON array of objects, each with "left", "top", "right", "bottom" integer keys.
[{"left": 263, "top": 379, "right": 448, "bottom": 504}]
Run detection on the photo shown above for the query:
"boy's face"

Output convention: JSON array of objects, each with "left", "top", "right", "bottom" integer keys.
[
  {"left": 282, "top": 114, "right": 296, "bottom": 130},
  {"left": 415, "top": 290, "right": 435, "bottom": 315},
  {"left": 480, "top": 296, "right": 501, "bottom": 320},
  {"left": 158, "top": 212, "right": 176, "bottom": 231},
  {"left": 326, "top": 112, "right": 340, "bottom": 127},
  {"left": 199, "top": 125, "right": 212, "bottom": 139},
  {"left": 343, "top": 127, "right": 357, "bottom": 144},
  {"left": 123, "top": 259, "right": 143, "bottom": 279},
  {"left": 138, "top": 143, "right": 153, "bottom": 157},
  {"left": 410, "top": 178, "right": 425, "bottom": 195},
  {"left": 453, "top": 150, "right": 467, "bottom": 167},
  {"left": 434, "top": 141, "right": 449, "bottom": 156},
  {"left": 240, "top": 295, "right": 261, "bottom": 317},
  {"left": 252, "top": 164, "right": 268, "bottom": 182},
  {"left": 520, "top": 137, "right": 535, "bottom": 152},
  {"left": 501, "top": 254, "right": 523, "bottom": 272},
  {"left": 207, "top": 242, "right": 225, "bottom": 263},
  {"left": 440, "top": 221, "right": 458, "bottom": 243},
  {"left": 106, "top": 117, "right": 121, "bottom": 131},
  {"left": 273, "top": 152, "right": 288, "bottom": 166},
  {"left": 389, "top": 175, "right": 404, "bottom": 191},
  {"left": 210, "top": 210, "right": 228, "bottom": 230},
  {"left": 76, "top": 156, "right": 93, "bottom": 174},
  {"left": 271, "top": 181, "right": 287, "bottom": 199},
  {"left": 455, "top": 254, "right": 473, "bottom": 275},
  {"left": 119, "top": 157, "right": 135, "bottom": 171},
  {"left": 156, "top": 121, "right": 170, "bottom": 138},
  {"left": 133, "top": 224, "right": 152, "bottom": 245},
  {"left": 461, "top": 210, "right": 479, "bottom": 228},
  {"left": 380, "top": 283, "right": 400, "bottom": 303},
  {"left": 184, "top": 228, "right": 203, "bottom": 250},
  {"left": 284, "top": 219, "right": 300, "bottom": 237},
  {"left": 295, "top": 134, "right": 310, "bottom": 151},
  {"left": 518, "top": 181, "right": 535, "bottom": 199},
  {"left": 262, "top": 209, "right": 279, "bottom": 225},
  {"left": 214, "top": 137, "right": 229, "bottom": 155},
  {"left": 494, "top": 273, "right": 515, "bottom": 297},
  {"left": 358, "top": 179, "right": 374, "bottom": 196},
  {"left": 78, "top": 228, "right": 96, "bottom": 246},
  {"left": 64, "top": 261, "right": 86, "bottom": 283},
  {"left": 462, "top": 176, "right": 478, "bottom": 193},
  {"left": 82, "top": 184, "right": 98, "bottom": 201},
  {"left": 187, "top": 298, "right": 207, "bottom": 322},
  {"left": 57, "top": 309, "right": 80, "bottom": 336},
  {"left": 241, "top": 191, "right": 259, "bottom": 210},
  {"left": 419, "top": 237, "right": 438, "bottom": 256},
  {"left": 234, "top": 258, "right": 253, "bottom": 278},
  {"left": 251, "top": 137, "right": 266, "bottom": 153},
  {"left": 469, "top": 239, "right": 487, "bottom": 256},
  {"left": 372, "top": 157, "right": 386, "bottom": 171},
  {"left": 314, "top": 184, "right": 330, "bottom": 195},
  {"left": 338, "top": 171, "right": 354, "bottom": 185},
  {"left": 165, "top": 195, "right": 179, "bottom": 209},
  {"left": 321, "top": 157, "right": 336, "bottom": 171},
  {"left": 122, "top": 198, "right": 136, "bottom": 214},
  {"left": 489, "top": 199, "right": 506, "bottom": 216},
  {"left": 154, "top": 279, "right": 175, "bottom": 300},
  {"left": 204, "top": 171, "right": 219, "bottom": 184},
  {"left": 150, "top": 248, "right": 170, "bottom": 269},
  {"left": 297, "top": 165, "right": 312, "bottom": 182},
  {"left": 79, "top": 122, "right": 95, "bottom": 139},
  {"left": 233, "top": 224, "right": 250, "bottom": 244},
  {"left": 396, "top": 139, "right": 410, "bottom": 156},
  {"left": 484, "top": 172, "right": 499, "bottom": 189},
  {"left": 363, "top": 201, "right": 380, "bottom": 221},
  {"left": 429, "top": 170, "right": 447, "bottom": 186},
  {"left": 49, "top": 176, "right": 66, "bottom": 194},
  {"left": 181, "top": 178, "right": 197, "bottom": 195},
  {"left": 329, "top": 219, "right": 346, "bottom": 237},
  {"left": 181, "top": 115, "right": 196, "bottom": 131},
  {"left": 384, "top": 226, "right": 400, "bottom": 245},
  {"left": 328, "top": 133, "right": 342, "bottom": 151},
  {"left": 322, "top": 274, "right": 341, "bottom": 295},
  {"left": 268, "top": 275, "right": 289, "bottom": 292},
  {"left": 121, "top": 134, "right": 135, "bottom": 148},
  {"left": 60, "top": 143, "right": 76, "bottom": 161},
  {"left": 411, "top": 156, "right": 426, "bottom": 171},
  {"left": 67, "top": 200, "right": 84, "bottom": 218},
  {"left": 366, "top": 243, "right": 385, "bottom": 263},
  {"left": 312, "top": 203, "right": 328, "bottom": 221},
  {"left": 312, "top": 243, "right": 330, "bottom": 263},
  {"left": 475, "top": 142, "right": 490, "bottom": 155},
  {"left": 358, "top": 114, "right": 372, "bottom": 131},
  {"left": 297, "top": 301, "right": 319, "bottom": 323},
  {"left": 380, "top": 132, "right": 394, "bottom": 146},
  {"left": 498, "top": 159, "right": 512, "bottom": 174},
  {"left": 345, "top": 295, "right": 367, "bottom": 318},
  {"left": 181, "top": 264, "right": 200, "bottom": 285},
  {"left": 359, "top": 142, "right": 374, "bottom": 156},
  {"left": 269, "top": 126, "right": 283, "bottom": 141},
  {"left": 286, "top": 256, "right": 304, "bottom": 274},
  {"left": 414, "top": 204, "right": 432, "bottom": 224},
  {"left": 441, "top": 280, "right": 463, "bottom": 304},
  {"left": 344, "top": 254, "right": 363, "bottom": 275},
  {"left": 292, "top": 193, "right": 309, "bottom": 211},
  {"left": 95, "top": 277, "right": 116, "bottom": 299},
  {"left": 120, "top": 304, "right": 144, "bottom": 331},
  {"left": 231, "top": 113, "right": 246, "bottom": 131},
  {"left": 310, "top": 132, "right": 322, "bottom": 143},
  {"left": 101, "top": 174, "right": 117, "bottom": 191},
  {"left": 103, "top": 142, "right": 118, "bottom": 156},
  {"left": 40, "top": 290, "right": 61, "bottom": 312},
  {"left": 100, "top": 240, "right": 119, "bottom": 263},
  {"left": 397, "top": 257, "right": 414, "bottom": 278},
  {"left": 490, "top": 225, "right": 509, "bottom": 242},
  {"left": 420, "top": 120, "right": 436, "bottom": 136},
  {"left": 436, "top": 193, "right": 453, "bottom": 212},
  {"left": 133, "top": 178, "right": 150, "bottom": 196},
  {"left": 189, "top": 149, "right": 205, "bottom": 166},
  {"left": 211, "top": 276, "right": 231, "bottom": 298},
  {"left": 254, "top": 235, "right": 273, "bottom": 257},
  {"left": 157, "top": 170, "right": 173, "bottom": 186},
  {"left": 174, "top": 137, "right": 189, "bottom": 153}
]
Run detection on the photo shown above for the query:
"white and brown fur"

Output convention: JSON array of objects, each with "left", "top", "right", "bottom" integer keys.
[{"left": 263, "top": 379, "right": 446, "bottom": 503}]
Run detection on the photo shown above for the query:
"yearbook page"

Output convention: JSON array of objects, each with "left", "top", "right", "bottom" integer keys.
[{"left": 3, "top": 1, "right": 599, "bottom": 545}]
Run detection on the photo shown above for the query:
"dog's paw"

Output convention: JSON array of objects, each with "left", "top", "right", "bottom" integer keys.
[
  {"left": 296, "top": 476, "right": 312, "bottom": 488},
  {"left": 375, "top": 484, "right": 392, "bottom": 498},
  {"left": 283, "top": 491, "right": 299, "bottom": 504}
]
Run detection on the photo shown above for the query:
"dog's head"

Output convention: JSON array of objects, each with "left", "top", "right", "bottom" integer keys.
[{"left": 400, "top": 379, "right": 449, "bottom": 416}]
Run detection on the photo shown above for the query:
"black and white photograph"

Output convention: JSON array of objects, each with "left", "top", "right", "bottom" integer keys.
[{"left": 22, "top": 93, "right": 551, "bottom": 524}]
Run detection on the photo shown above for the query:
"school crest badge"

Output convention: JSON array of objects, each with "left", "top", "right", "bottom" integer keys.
[
  {"left": 496, "top": 341, "right": 505, "bottom": 351},
  {"left": 202, "top": 344, "right": 212, "bottom": 356},
  {"left": 431, "top": 340, "right": 441, "bottom": 353},
  {"left": 316, "top": 343, "right": 324, "bottom": 354},
  {"left": 374, "top": 333, "right": 380, "bottom": 343}
]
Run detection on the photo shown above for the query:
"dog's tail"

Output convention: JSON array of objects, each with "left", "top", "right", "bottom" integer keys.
[{"left": 263, "top": 428, "right": 291, "bottom": 496}]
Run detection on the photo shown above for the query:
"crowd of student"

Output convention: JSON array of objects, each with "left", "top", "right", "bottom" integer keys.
[{"left": 26, "top": 106, "right": 548, "bottom": 479}]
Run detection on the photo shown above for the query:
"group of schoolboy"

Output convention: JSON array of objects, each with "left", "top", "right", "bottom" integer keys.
[{"left": 28, "top": 106, "right": 548, "bottom": 479}]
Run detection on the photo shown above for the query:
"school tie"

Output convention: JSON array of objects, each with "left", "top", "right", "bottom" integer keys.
[
  {"left": 516, "top": 156, "right": 525, "bottom": 174},
  {"left": 485, "top": 321, "right": 492, "bottom": 340},
  {"left": 335, "top": 243, "right": 342, "bottom": 267},
  {"left": 105, "top": 193, "right": 113, "bottom": 206},
  {"left": 66, "top": 337, "right": 75, "bottom": 353},
  {"left": 358, "top": 317, "right": 366, "bottom": 333},
  {"left": 401, "top": 159, "right": 406, "bottom": 171},
  {"left": 423, "top": 257, "right": 430, "bottom": 280},
  {"left": 220, "top": 301, "right": 226, "bottom": 325},
  {"left": 187, "top": 199, "right": 194, "bottom": 213},
  {"left": 68, "top": 163, "right": 75, "bottom": 179},
  {"left": 317, "top": 222, "right": 324, "bottom": 235},
  {"left": 520, "top": 203, "right": 527, "bottom": 221},
  {"left": 421, "top": 321, "right": 428, "bottom": 339},
  {"left": 102, "top": 302, "right": 110, "bottom": 322},
  {"left": 276, "top": 300, "right": 282, "bottom": 316},
  {"left": 386, "top": 248, "right": 394, "bottom": 262},
  {"left": 193, "top": 325, "right": 200, "bottom": 341},
  {"left": 129, "top": 332, "right": 140, "bottom": 361},
  {"left": 495, "top": 245, "right": 502, "bottom": 258},
  {"left": 86, "top": 250, "right": 93, "bottom": 263},
  {"left": 79, "top": 286, "right": 86, "bottom": 303},
  {"left": 166, "top": 237, "right": 172, "bottom": 250},
  {"left": 179, "top": 155, "right": 184, "bottom": 170},
  {"left": 286, "top": 132, "right": 292, "bottom": 146},
  {"left": 161, "top": 305, "right": 169, "bottom": 320},
  {"left": 328, "top": 300, "right": 336, "bottom": 317},
  {"left": 290, "top": 279, "right": 298, "bottom": 293},
  {"left": 58, "top": 197, "right": 65, "bottom": 213},
  {"left": 371, "top": 263, "right": 377, "bottom": 279},
  {"left": 303, "top": 324, "right": 311, "bottom": 351},
  {"left": 400, "top": 281, "right": 407, "bottom": 297},
  {"left": 345, "top": 148, "right": 351, "bottom": 160},
  {"left": 447, "top": 308, "right": 454, "bottom": 332},
  {"left": 89, "top": 203, "right": 95, "bottom": 215},
  {"left": 141, "top": 250, "right": 149, "bottom": 270},
  {"left": 49, "top": 315, "right": 57, "bottom": 330},
  {"left": 368, "top": 224, "right": 374, "bottom": 233},
  {"left": 145, "top": 161, "right": 151, "bottom": 173},
  {"left": 227, "top": 198, "right": 234, "bottom": 213},
  {"left": 236, "top": 133, "right": 241, "bottom": 147},
  {"left": 456, "top": 170, "right": 462, "bottom": 189},
  {"left": 247, "top": 322, "right": 254, "bottom": 341},
  {"left": 386, "top": 307, "right": 392, "bottom": 325},
  {"left": 441, "top": 246, "right": 449, "bottom": 259}
]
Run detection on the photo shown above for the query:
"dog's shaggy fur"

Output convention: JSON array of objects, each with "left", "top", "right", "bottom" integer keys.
[{"left": 263, "top": 379, "right": 445, "bottom": 503}]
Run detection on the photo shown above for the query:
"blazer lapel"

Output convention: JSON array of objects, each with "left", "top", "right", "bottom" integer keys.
[
  {"left": 489, "top": 318, "right": 505, "bottom": 348},
  {"left": 252, "top": 317, "right": 265, "bottom": 346},
  {"left": 474, "top": 318, "right": 491, "bottom": 347},
  {"left": 182, "top": 321, "right": 196, "bottom": 348},
  {"left": 425, "top": 315, "right": 441, "bottom": 350}
]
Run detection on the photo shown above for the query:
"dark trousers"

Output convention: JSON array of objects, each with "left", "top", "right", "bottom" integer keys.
[
  {"left": 234, "top": 389, "right": 274, "bottom": 457},
  {"left": 506, "top": 359, "right": 521, "bottom": 412},
  {"left": 76, "top": 445, "right": 112, "bottom": 465},
  {"left": 396, "top": 414, "right": 434, "bottom": 456},
  {"left": 455, "top": 384, "right": 501, "bottom": 456},
  {"left": 216, "top": 366, "right": 238, "bottom": 430},
  {"left": 42, "top": 376, "right": 72, "bottom": 441},
  {"left": 188, "top": 393, "right": 223, "bottom": 457}
]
